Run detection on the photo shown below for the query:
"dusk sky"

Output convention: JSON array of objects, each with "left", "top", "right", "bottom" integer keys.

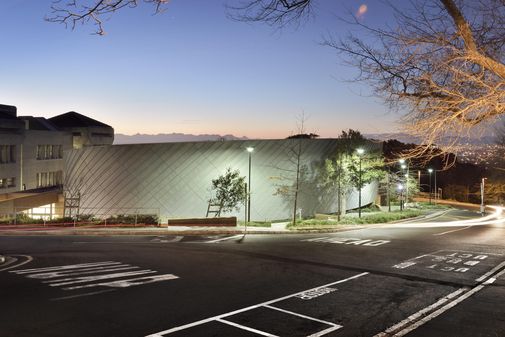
[{"left": 0, "top": 1, "right": 405, "bottom": 138}]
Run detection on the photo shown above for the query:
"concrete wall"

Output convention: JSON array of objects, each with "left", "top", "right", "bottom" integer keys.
[
  {"left": 21, "top": 130, "right": 72, "bottom": 190},
  {"left": 64, "top": 139, "right": 380, "bottom": 222},
  {"left": 0, "top": 133, "right": 22, "bottom": 193}
]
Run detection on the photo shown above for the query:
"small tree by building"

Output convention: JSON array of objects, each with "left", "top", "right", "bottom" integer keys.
[
  {"left": 210, "top": 168, "right": 246, "bottom": 215},
  {"left": 346, "top": 153, "right": 385, "bottom": 208}
]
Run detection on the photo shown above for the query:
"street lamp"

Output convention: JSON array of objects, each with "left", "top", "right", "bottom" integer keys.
[
  {"left": 398, "top": 183, "right": 404, "bottom": 211},
  {"left": 480, "top": 177, "right": 487, "bottom": 215},
  {"left": 246, "top": 147, "right": 254, "bottom": 223},
  {"left": 428, "top": 168, "right": 433, "bottom": 204},
  {"left": 357, "top": 148, "right": 365, "bottom": 218},
  {"left": 399, "top": 159, "right": 409, "bottom": 208}
]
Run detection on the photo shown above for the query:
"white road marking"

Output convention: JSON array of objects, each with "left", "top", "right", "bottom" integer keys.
[
  {"left": 11, "top": 261, "right": 121, "bottom": 274},
  {"left": 206, "top": 234, "right": 244, "bottom": 243},
  {"left": 47, "top": 270, "right": 157, "bottom": 287},
  {"left": 373, "top": 288, "right": 467, "bottom": 337},
  {"left": 432, "top": 226, "right": 473, "bottom": 236},
  {"left": 63, "top": 273, "right": 179, "bottom": 290},
  {"left": 393, "top": 250, "right": 495, "bottom": 275},
  {"left": 302, "top": 237, "right": 390, "bottom": 246},
  {"left": 294, "top": 287, "right": 337, "bottom": 300},
  {"left": 377, "top": 262, "right": 505, "bottom": 336},
  {"left": 51, "top": 289, "right": 117, "bottom": 301},
  {"left": 216, "top": 318, "right": 278, "bottom": 337},
  {"left": 264, "top": 304, "right": 342, "bottom": 331},
  {"left": 386, "top": 205, "right": 505, "bottom": 228},
  {"left": 11, "top": 260, "right": 179, "bottom": 292},
  {"left": 27, "top": 265, "right": 138, "bottom": 279},
  {"left": 0, "top": 255, "right": 33, "bottom": 272},
  {"left": 475, "top": 261, "right": 505, "bottom": 282},
  {"left": 145, "top": 272, "right": 367, "bottom": 336}
]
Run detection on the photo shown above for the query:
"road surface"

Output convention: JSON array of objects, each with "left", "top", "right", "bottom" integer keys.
[{"left": 0, "top": 209, "right": 504, "bottom": 337}]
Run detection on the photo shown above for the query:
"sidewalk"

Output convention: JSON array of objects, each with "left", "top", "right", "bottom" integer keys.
[{"left": 0, "top": 209, "right": 455, "bottom": 236}]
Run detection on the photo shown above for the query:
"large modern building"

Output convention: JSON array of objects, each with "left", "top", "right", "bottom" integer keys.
[
  {"left": 64, "top": 139, "right": 380, "bottom": 222},
  {"left": 1, "top": 103, "right": 380, "bottom": 223},
  {"left": 0, "top": 104, "right": 113, "bottom": 219}
]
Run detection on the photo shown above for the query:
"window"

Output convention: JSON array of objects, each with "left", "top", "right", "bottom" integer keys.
[
  {"left": 36, "top": 171, "right": 62, "bottom": 188},
  {"left": 0, "top": 177, "right": 15, "bottom": 188},
  {"left": 0, "top": 145, "right": 15, "bottom": 163},
  {"left": 36, "top": 145, "right": 63, "bottom": 160}
]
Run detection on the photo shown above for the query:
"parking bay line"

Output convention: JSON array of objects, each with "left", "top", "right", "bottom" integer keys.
[{"left": 145, "top": 272, "right": 367, "bottom": 336}]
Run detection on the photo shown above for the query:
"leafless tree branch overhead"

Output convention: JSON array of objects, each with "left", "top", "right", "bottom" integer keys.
[
  {"left": 45, "top": 0, "right": 505, "bottom": 162},
  {"left": 46, "top": 0, "right": 169, "bottom": 35}
]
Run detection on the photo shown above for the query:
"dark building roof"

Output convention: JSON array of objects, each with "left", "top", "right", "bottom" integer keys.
[
  {"left": 18, "top": 116, "right": 59, "bottom": 131},
  {"left": 49, "top": 111, "right": 112, "bottom": 128},
  {"left": 0, "top": 104, "right": 18, "bottom": 119}
]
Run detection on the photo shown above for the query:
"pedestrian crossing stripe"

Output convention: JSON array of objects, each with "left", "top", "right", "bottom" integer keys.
[{"left": 10, "top": 261, "right": 179, "bottom": 291}]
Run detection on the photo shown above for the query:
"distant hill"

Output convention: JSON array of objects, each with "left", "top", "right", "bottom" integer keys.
[
  {"left": 365, "top": 132, "right": 496, "bottom": 145},
  {"left": 114, "top": 133, "right": 249, "bottom": 144}
]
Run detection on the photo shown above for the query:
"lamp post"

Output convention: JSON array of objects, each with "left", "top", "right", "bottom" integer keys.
[
  {"left": 428, "top": 168, "right": 433, "bottom": 204},
  {"left": 434, "top": 169, "right": 438, "bottom": 204},
  {"left": 398, "top": 183, "right": 404, "bottom": 211},
  {"left": 357, "top": 148, "right": 365, "bottom": 218},
  {"left": 480, "top": 177, "right": 487, "bottom": 215},
  {"left": 246, "top": 147, "right": 254, "bottom": 223},
  {"left": 399, "top": 159, "right": 409, "bottom": 208}
]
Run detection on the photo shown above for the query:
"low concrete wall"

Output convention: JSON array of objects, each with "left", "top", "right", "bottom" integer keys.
[{"left": 167, "top": 217, "right": 237, "bottom": 227}]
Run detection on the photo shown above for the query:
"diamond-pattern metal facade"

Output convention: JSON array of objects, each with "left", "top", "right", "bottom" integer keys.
[{"left": 64, "top": 139, "right": 379, "bottom": 222}]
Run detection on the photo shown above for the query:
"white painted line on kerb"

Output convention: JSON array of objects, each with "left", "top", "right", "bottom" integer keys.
[
  {"left": 475, "top": 261, "right": 505, "bottom": 282},
  {"left": 206, "top": 234, "right": 244, "bottom": 243},
  {"left": 433, "top": 226, "right": 473, "bottom": 236},
  {"left": 392, "top": 268, "right": 505, "bottom": 337},
  {"left": 375, "top": 262, "right": 505, "bottom": 337},
  {"left": 145, "top": 272, "right": 368, "bottom": 336},
  {"left": 216, "top": 318, "right": 278, "bottom": 337},
  {"left": 373, "top": 288, "right": 467, "bottom": 337}
]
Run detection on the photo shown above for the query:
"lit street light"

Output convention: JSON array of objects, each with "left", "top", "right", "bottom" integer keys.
[
  {"left": 357, "top": 148, "right": 365, "bottom": 218},
  {"left": 428, "top": 168, "right": 433, "bottom": 204},
  {"left": 399, "top": 159, "right": 409, "bottom": 208},
  {"left": 398, "top": 183, "right": 404, "bottom": 211},
  {"left": 246, "top": 146, "right": 254, "bottom": 223},
  {"left": 480, "top": 177, "right": 487, "bottom": 215}
]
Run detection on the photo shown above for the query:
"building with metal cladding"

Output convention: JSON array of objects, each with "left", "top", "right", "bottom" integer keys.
[{"left": 64, "top": 139, "right": 380, "bottom": 222}]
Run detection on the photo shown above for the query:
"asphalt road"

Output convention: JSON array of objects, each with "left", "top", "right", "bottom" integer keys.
[{"left": 1, "top": 209, "right": 504, "bottom": 337}]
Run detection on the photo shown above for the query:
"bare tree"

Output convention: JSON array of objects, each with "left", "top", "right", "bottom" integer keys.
[
  {"left": 231, "top": 0, "right": 505, "bottom": 163},
  {"left": 226, "top": 0, "right": 312, "bottom": 27},
  {"left": 272, "top": 114, "right": 312, "bottom": 225},
  {"left": 46, "top": 0, "right": 505, "bottom": 163},
  {"left": 46, "top": 0, "right": 169, "bottom": 35}
]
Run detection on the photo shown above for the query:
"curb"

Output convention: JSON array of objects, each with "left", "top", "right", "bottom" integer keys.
[{"left": 0, "top": 208, "right": 459, "bottom": 236}]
